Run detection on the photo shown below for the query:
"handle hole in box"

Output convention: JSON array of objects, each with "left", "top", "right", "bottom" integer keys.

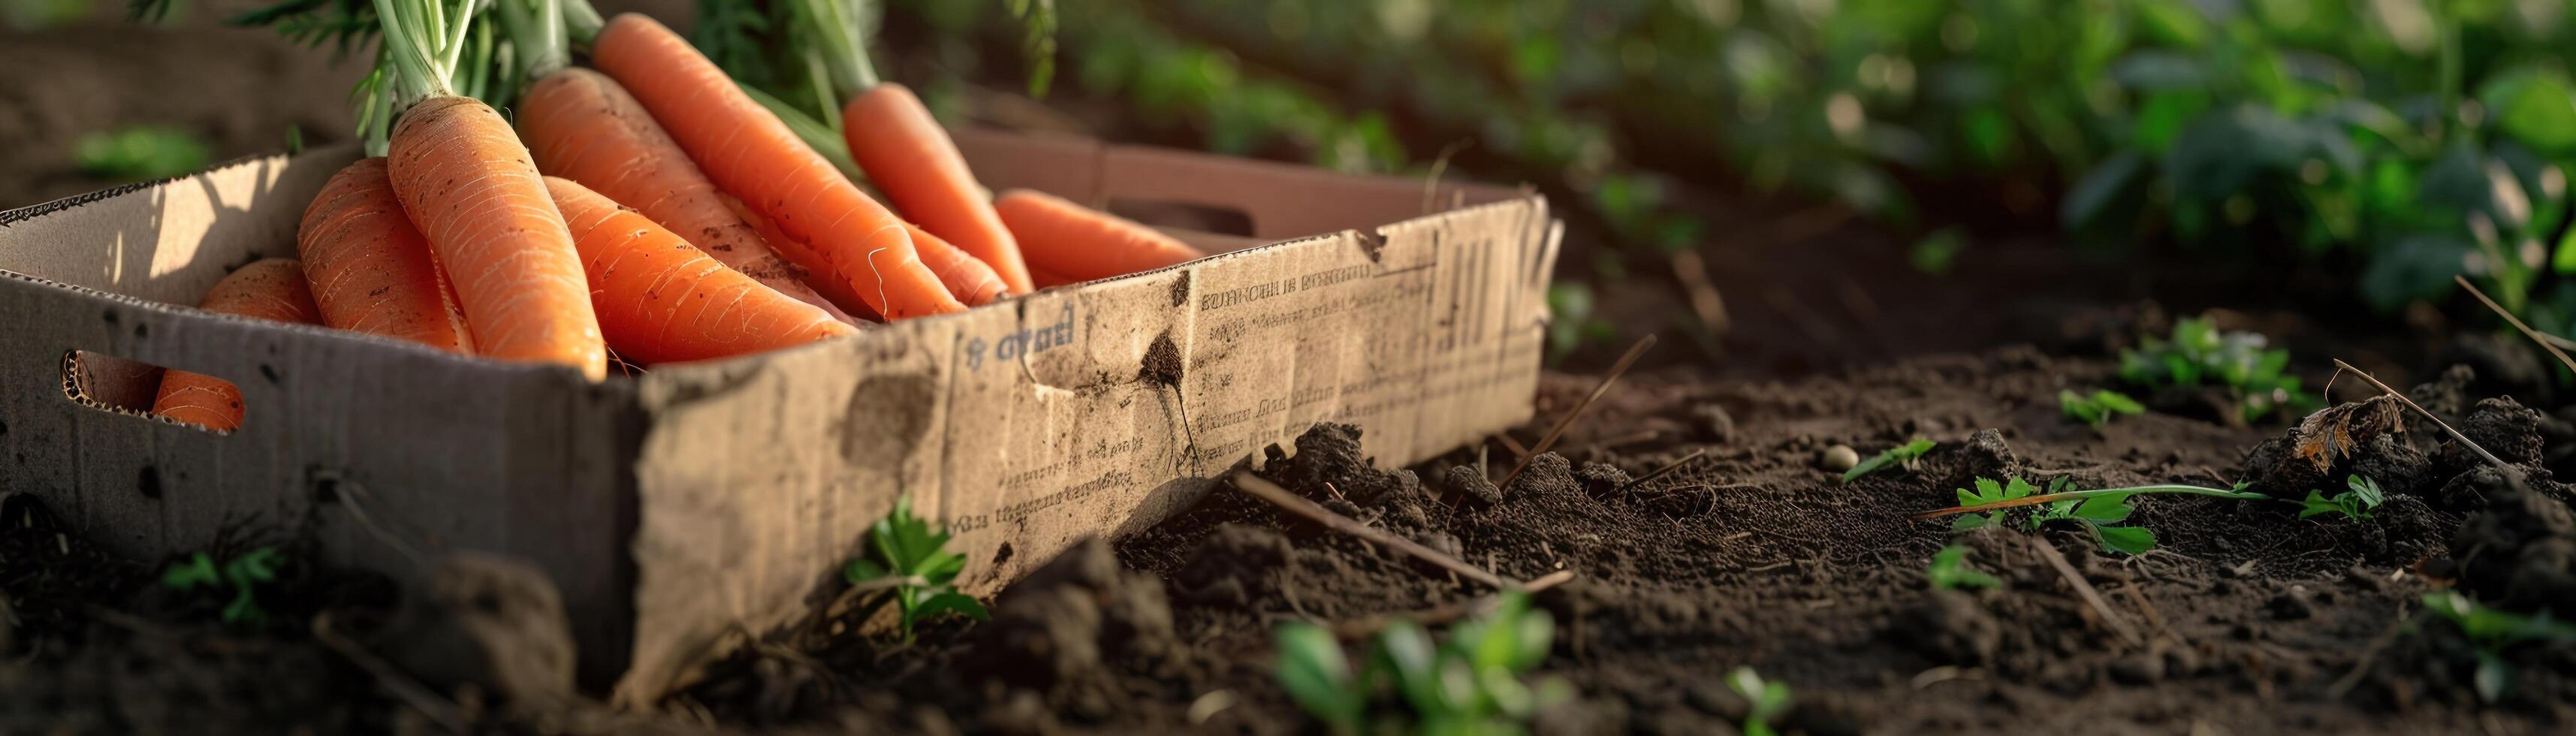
[{"left": 60, "top": 349, "right": 237, "bottom": 434}]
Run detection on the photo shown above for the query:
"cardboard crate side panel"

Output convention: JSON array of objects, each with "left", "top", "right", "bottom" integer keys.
[
  {"left": 0, "top": 273, "right": 629, "bottom": 641},
  {"left": 499, "top": 373, "right": 644, "bottom": 689},
  {"left": 1175, "top": 232, "right": 1357, "bottom": 475},
  {"left": 1380, "top": 199, "right": 1554, "bottom": 463},
  {"left": 0, "top": 148, "right": 355, "bottom": 306},
  {"left": 623, "top": 321, "right": 960, "bottom": 701},
  {"left": 936, "top": 270, "right": 1197, "bottom": 591}
]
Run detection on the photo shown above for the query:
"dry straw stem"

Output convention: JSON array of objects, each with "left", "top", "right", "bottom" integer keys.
[
  {"left": 2027, "top": 536, "right": 2143, "bottom": 647},
  {"left": 2327, "top": 358, "right": 2513, "bottom": 475},
  {"left": 2457, "top": 275, "right": 2576, "bottom": 376},
  {"left": 313, "top": 611, "right": 469, "bottom": 731},
  {"left": 1233, "top": 472, "right": 1513, "bottom": 589},
  {"left": 1613, "top": 448, "right": 1709, "bottom": 495},
  {"left": 1498, "top": 334, "right": 1658, "bottom": 490}
]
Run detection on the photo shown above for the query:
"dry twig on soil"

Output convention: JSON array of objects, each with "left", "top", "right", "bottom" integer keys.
[
  {"left": 1613, "top": 448, "right": 1709, "bottom": 495},
  {"left": 2328, "top": 359, "right": 2513, "bottom": 474},
  {"left": 1233, "top": 472, "right": 1513, "bottom": 589},
  {"left": 312, "top": 611, "right": 469, "bottom": 731},
  {"left": 1498, "top": 334, "right": 1656, "bottom": 490},
  {"left": 2457, "top": 275, "right": 2576, "bottom": 376},
  {"left": 2028, "top": 536, "right": 2143, "bottom": 647}
]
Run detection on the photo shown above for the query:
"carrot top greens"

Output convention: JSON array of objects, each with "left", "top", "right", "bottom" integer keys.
[{"left": 214, "top": 0, "right": 603, "bottom": 154}]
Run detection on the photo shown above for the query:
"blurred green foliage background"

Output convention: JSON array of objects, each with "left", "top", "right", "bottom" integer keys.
[{"left": 895, "top": 0, "right": 2576, "bottom": 342}]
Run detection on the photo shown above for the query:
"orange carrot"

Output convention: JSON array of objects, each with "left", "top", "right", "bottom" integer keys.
[
  {"left": 728, "top": 195, "right": 882, "bottom": 322},
  {"left": 843, "top": 82, "right": 1033, "bottom": 295},
  {"left": 1027, "top": 267, "right": 1077, "bottom": 289},
  {"left": 152, "top": 258, "right": 323, "bottom": 431},
  {"left": 733, "top": 195, "right": 1005, "bottom": 309},
  {"left": 517, "top": 68, "right": 860, "bottom": 325},
  {"left": 994, "top": 189, "right": 1208, "bottom": 282},
  {"left": 905, "top": 222, "right": 1009, "bottom": 306},
  {"left": 546, "top": 177, "right": 858, "bottom": 363},
  {"left": 387, "top": 95, "right": 608, "bottom": 381},
  {"left": 296, "top": 157, "right": 474, "bottom": 353},
  {"left": 592, "top": 14, "right": 964, "bottom": 320}
]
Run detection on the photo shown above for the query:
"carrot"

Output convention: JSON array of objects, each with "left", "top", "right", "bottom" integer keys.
[
  {"left": 388, "top": 95, "right": 608, "bottom": 380},
  {"left": 592, "top": 14, "right": 965, "bottom": 320},
  {"left": 905, "top": 222, "right": 1010, "bottom": 306},
  {"left": 732, "top": 195, "right": 1005, "bottom": 309},
  {"left": 545, "top": 177, "right": 858, "bottom": 363},
  {"left": 152, "top": 259, "right": 323, "bottom": 431},
  {"left": 296, "top": 157, "right": 474, "bottom": 353},
  {"left": 994, "top": 189, "right": 1208, "bottom": 282},
  {"left": 843, "top": 83, "right": 1034, "bottom": 294},
  {"left": 1027, "top": 267, "right": 1077, "bottom": 289},
  {"left": 517, "top": 68, "right": 861, "bottom": 325}
]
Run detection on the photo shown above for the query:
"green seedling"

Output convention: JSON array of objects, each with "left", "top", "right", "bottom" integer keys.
[
  {"left": 1931, "top": 475, "right": 2275, "bottom": 555},
  {"left": 1841, "top": 437, "right": 1935, "bottom": 483},
  {"left": 2059, "top": 389, "right": 2145, "bottom": 428},
  {"left": 1544, "top": 282, "right": 1616, "bottom": 363},
  {"left": 75, "top": 126, "right": 211, "bottom": 183},
  {"left": 2118, "top": 317, "right": 2317, "bottom": 424},
  {"left": 1726, "top": 666, "right": 1793, "bottom": 736},
  {"left": 1925, "top": 544, "right": 2001, "bottom": 590},
  {"left": 2300, "top": 475, "right": 2386, "bottom": 520},
  {"left": 842, "top": 497, "right": 988, "bottom": 641},
  {"left": 1926, "top": 473, "right": 2397, "bottom": 554},
  {"left": 2420, "top": 591, "right": 2576, "bottom": 704},
  {"left": 161, "top": 546, "right": 283, "bottom": 625},
  {"left": 1275, "top": 591, "right": 1570, "bottom": 736}
]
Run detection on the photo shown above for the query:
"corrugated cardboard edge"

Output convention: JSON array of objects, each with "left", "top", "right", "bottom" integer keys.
[{"left": 616, "top": 194, "right": 1558, "bottom": 700}]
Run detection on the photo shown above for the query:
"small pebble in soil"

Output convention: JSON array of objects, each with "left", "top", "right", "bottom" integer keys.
[
  {"left": 2268, "top": 585, "right": 2315, "bottom": 620},
  {"left": 1692, "top": 403, "right": 1736, "bottom": 443},
  {"left": 1820, "top": 445, "right": 1859, "bottom": 472}
]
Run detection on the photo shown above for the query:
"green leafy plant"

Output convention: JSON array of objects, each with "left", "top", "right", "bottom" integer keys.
[
  {"left": 1545, "top": 282, "right": 1615, "bottom": 363},
  {"left": 1274, "top": 591, "right": 1569, "bottom": 735},
  {"left": 2421, "top": 590, "right": 2576, "bottom": 704},
  {"left": 893, "top": 0, "right": 2576, "bottom": 345},
  {"left": 842, "top": 497, "right": 989, "bottom": 641},
  {"left": 1726, "top": 666, "right": 1793, "bottom": 736},
  {"left": 1925, "top": 544, "right": 2001, "bottom": 590},
  {"left": 2118, "top": 316, "right": 2316, "bottom": 424},
  {"left": 1842, "top": 437, "right": 1935, "bottom": 483},
  {"left": 75, "top": 126, "right": 211, "bottom": 182},
  {"left": 1937, "top": 475, "right": 2275, "bottom": 555},
  {"left": 161, "top": 546, "right": 283, "bottom": 625},
  {"left": 2059, "top": 388, "right": 2145, "bottom": 428},
  {"left": 2300, "top": 475, "right": 2386, "bottom": 520}
]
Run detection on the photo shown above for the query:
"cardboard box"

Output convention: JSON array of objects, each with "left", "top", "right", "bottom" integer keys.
[{"left": 0, "top": 128, "right": 1561, "bottom": 699}]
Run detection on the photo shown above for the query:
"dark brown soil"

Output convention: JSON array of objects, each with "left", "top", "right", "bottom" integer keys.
[{"left": 659, "top": 338, "right": 2576, "bottom": 735}]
